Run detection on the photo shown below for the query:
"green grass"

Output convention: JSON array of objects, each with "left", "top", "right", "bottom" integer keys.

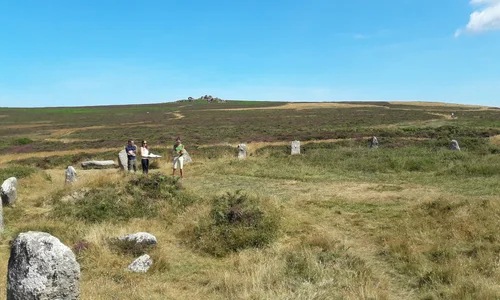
[{"left": 1, "top": 100, "right": 500, "bottom": 299}]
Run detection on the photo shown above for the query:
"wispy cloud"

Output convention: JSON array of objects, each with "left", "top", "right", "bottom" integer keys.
[{"left": 456, "top": 0, "right": 500, "bottom": 37}]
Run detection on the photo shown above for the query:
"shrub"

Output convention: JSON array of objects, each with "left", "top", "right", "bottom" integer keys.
[
  {"left": 189, "top": 191, "right": 280, "bottom": 257},
  {"left": 0, "top": 165, "right": 37, "bottom": 181},
  {"left": 14, "top": 137, "right": 33, "bottom": 145},
  {"left": 127, "top": 173, "right": 182, "bottom": 200},
  {"left": 53, "top": 174, "right": 191, "bottom": 223}
]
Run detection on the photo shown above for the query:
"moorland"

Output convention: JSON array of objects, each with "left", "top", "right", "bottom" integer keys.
[{"left": 0, "top": 100, "right": 500, "bottom": 299}]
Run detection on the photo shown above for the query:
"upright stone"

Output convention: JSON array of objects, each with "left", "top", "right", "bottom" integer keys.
[
  {"left": 237, "top": 144, "right": 247, "bottom": 159},
  {"left": 81, "top": 160, "right": 116, "bottom": 169},
  {"left": 127, "top": 254, "right": 152, "bottom": 273},
  {"left": 118, "top": 232, "right": 157, "bottom": 247},
  {"left": 65, "top": 166, "right": 77, "bottom": 185},
  {"left": 291, "top": 141, "right": 301, "bottom": 155},
  {"left": 369, "top": 136, "right": 379, "bottom": 149},
  {"left": 450, "top": 140, "right": 461, "bottom": 151},
  {"left": 118, "top": 149, "right": 128, "bottom": 171},
  {"left": 7, "top": 231, "right": 80, "bottom": 300},
  {"left": 1, "top": 177, "right": 18, "bottom": 206}
]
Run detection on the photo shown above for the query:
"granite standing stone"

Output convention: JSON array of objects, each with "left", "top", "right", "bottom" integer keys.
[
  {"left": 237, "top": 144, "right": 247, "bottom": 159},
  {"left": 1, "top": 177, "right": 18, "bottom": 206},
  {"left": 65, "top": 166, "right": 77, "bottom": 184},
  {"left": 291, "top": 141, "right": 301, "bottom": 155},
  {"left": 127, "top": 254, "right": 152, "bottom": 273},
  {"left": 81, "top": 160, "right": 116, "bottom": 169},
  {"left": 370, "top": 136, "right": 379, "bottom": 149},
  {"left": 7, "top": 231, "right": 80, "bottom": 300},
  {"left": 118, "top": 232, "right": 157, "bottom": 247},
  {"left": 118, "top": 149, "right": 128, "bottom": 171},
  {"left": 450, "top": 140, "right": 461, "bottom": 151}
]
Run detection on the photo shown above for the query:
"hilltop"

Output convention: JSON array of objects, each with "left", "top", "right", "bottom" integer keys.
[{"left": 0, "top": 100, "right": 500, "bottom": 299}]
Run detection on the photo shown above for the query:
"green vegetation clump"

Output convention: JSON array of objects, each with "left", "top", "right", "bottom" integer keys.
[
  {"left": 189, "top": 191, "right": 280, "bottom": 257},
  {"left": 14, "top": 137, "right": 33, "bottom": 145},
  {"left": 53, "top": 174, "right": 189, "bottom": 223},
  {"left": 0, "top": 165, "right": 37, "bottom": 180}
]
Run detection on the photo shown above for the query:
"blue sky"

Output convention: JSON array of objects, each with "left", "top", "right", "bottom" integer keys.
[{"left": 0, "top": 0, "right": 499, "bottom": 107}]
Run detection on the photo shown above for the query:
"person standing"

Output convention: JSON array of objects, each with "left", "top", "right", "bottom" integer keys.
[
  {"left": 140, "top": 140, "right": 150, "bottom": 175},
  {"left": 172, "top": 137, "right": 185, "bottom": 178},
  {"left": 126, "top": 139, "right": 137, "bottom": 172}
]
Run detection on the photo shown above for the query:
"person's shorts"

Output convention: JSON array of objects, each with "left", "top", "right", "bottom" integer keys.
[{"left": 173, "top": 156, "right": 184, "bottom": 169}]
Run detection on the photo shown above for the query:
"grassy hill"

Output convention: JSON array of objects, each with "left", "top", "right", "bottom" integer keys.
[{"left": 1, "top": 100, "right": 500, "bottom": 299}]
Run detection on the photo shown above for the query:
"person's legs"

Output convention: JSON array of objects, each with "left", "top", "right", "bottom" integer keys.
[
  {"left": 128, "top": 159, "right": 133, "bottom": 172},
  {"left": 145, "top": 159, "right": 149, "bottom": 174},
  {"left": 173, "top": 157, "right": 178, "bottom": 176},
  {"left": 141, "top": 159, "right": 148, "bottom": 174},
  {"left": 132, "top": 159, "right": 137, "bottom": 172},
  {"left": 179, "top": 157, "right": 184, "bottom": 178}
]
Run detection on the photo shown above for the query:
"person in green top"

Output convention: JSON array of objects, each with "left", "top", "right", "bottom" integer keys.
[{"left": 172, "top": 137, "right": 185, "bottom": 178}]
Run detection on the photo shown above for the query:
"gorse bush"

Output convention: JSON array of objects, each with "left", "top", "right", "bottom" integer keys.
[{"left": 189, "top": 191, "right": 280, "bottom": 257}]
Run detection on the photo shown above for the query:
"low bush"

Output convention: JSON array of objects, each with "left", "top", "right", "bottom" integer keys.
[
  {"left": 53, "top": 174, "right": 191, "bottom": 223},
  {"left": 188, "top": 191, "right": 280, "bottom": 257},
  {"left": 14, "top": 137, "right": 34, "bottom": 145},
  {"left": 0, "top": 165, "right": 37, "bottom": 181}
]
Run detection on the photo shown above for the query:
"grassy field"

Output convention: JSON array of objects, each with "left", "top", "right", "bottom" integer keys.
[{"left": 0, "top": 100, "right": 500, "bottom": 299}]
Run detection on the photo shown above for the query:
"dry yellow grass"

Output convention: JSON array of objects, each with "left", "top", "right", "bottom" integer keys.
[
  {"left": 491, "top": 135, "right": 500, "bottom": 146},
  {"left": 389, "top": 101, "right": 490, "bottom": 109},
  {"left": 1, "top": 143, "right": 500, "bottom": 299},
  {"left": 207, "top": 102, "right": 387, "bottom": 111},
  {"left": 168, "top": 111, "right": 185, "bottom": 119}
]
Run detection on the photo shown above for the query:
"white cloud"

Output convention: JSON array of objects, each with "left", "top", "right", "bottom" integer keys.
[{"left": 456, "top": 0, "right": 500, "bottom": 36}]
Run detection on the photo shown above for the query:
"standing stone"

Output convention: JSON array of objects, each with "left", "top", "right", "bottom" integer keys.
[
  {"left": 291, "top": 141, "right": 301, "bottom": 155},
  {"left": 7, "top": 231, "right": 80, "bottom": 300},
  {"left": 1, "top": 177, "right": 18, "bottom": 206},
  {"left": 118, "top": 232, "right": 157, "bottom": 247},
  {"left": 127, "top": 254, "right": 152, "bottom": 273},
  {"left": 81, "top": 160, "right": 116, "bottom": 169},
  {"left": 237, "top": 144, "right": 247, "bottom": 159},
  {"left": 369, "top": 136, "right": 379, "bottom": 149},
  {"left": 65, "top": 166, "right": 77, "bottom": 185},
  {"left": 450, "top": 140, "right": 461, "bottom": 151},
  {"left": 118, "top": 149, "right": 128, "bottom": 171}
]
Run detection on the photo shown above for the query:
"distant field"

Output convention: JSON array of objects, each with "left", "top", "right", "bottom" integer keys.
[
  {"left": 1, "top": 100, "right": 500, "bottom": 299},
  {"left": 1, "top": 100, "right": 499, "bottom": 156}
]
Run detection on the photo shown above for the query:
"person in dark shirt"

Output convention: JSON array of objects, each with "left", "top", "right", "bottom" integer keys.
[{"left": 125, "top": 139, "right": 137, "bottom": 172}]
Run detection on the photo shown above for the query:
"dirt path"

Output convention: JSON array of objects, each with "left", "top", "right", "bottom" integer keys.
[{"left": 167, "top": 111, "right": 184, "bottom": 119}]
